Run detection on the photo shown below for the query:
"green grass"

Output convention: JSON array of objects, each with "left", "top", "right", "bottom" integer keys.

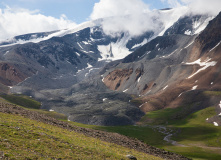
[
  {"left": 203, "top": 91, "right": 221, "bottom": 96},
  {"left": 140, "top": 102, "right": 201, "bottom": 125},
  {"left": 0, "top": 94, "right": 68, "bottom": 121},
  {"left": 1, "top": 92, "right": 221, "bottom": 159},
  {"left": 172, "top": 107, "right": 221, "bottom": 147},
  {"left": 71, "top": 106, "right": 221, "bottom": 160},
  {"left": 0, "top": 94, "right": 41, "bottom": 109},
  {"left": 0, "top": 112, "right": 162, "bottom": 160}
]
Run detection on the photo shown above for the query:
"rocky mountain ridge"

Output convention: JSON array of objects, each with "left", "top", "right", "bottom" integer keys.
[{"left": 0, "top": 9, "right": 219, "bottom": 125}]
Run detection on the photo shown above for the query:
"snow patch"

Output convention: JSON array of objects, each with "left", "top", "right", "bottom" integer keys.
[
  {"left": 186, "top": 58, "right": 217, "bottom": 79},
  {"left": 213, "top": 122, "right": 219, "bottom": 126},
  {"left": 103, "top": 98, "right": 107, "bottom": 102},
  {"left": 184, "top": 30, "right": 192, "bottom": 35},
  {"left": 193, "top": 21, "right": 201, "bottom": 29},
  {"left": 98, "top": 33, "right": 132, "bottom": 61},
  {"left": 163, "top": 85, "right": 168, "bottom": 90},
  {"left": 75, "top": 52, "right": 80, "bottom": 57},
  {"left": 49, "top": 109, "right": 54, "bottom": 112},
  {"left": 184, "top": 41, "right": 194, "bottom": 49},
  {"left": 86, "top": 63, "right": 92, "bottom": 69},
  {"left": 191, "top": 85, "right": 198, "bottom": 90},
  {"left": 218, "top": 101, "right": 221, "bottom": 116},
  {"left": 137, "top": 77, "right": 141, "bottom": 83},
  {"left": 194, "top": 17, "right": 214, "bottom": 34},
  {"left": 77, "top": 42, "right": 83, "bottom": 49},
  {"left": 139, "top": 102, "right": 148, "bottom": 108},
  {"left": 77, "top": 69, "right": 82, "bottom": 74},
  {"left": 123, "top": 89, "right": 128, "bottom": 93},
  {"left": 209, "top": 41, "right": 221, "bottom": 52},
  {"left": 161, "top": 49, "right": 177, "bottom": 58},
  {"left": 206, "top": 118, "right": 209, "bottom": 121},
  {"left": 85, "top": 73, "right": 89, "bottom": 77},
  {"left": 82, "top": 41, "right": 89, "bottom": 45},
  {"left": 4, "top": 51, "right": 9, "bottom": 56},
  {"left": 178, "top": 92, "right": 183, "bottom": 97},
  {"left": 211, "top": 82, "right": 213, "bottom": 85},
  {"left": 131, "top": 39, "right": 147, "bottom": 49}
]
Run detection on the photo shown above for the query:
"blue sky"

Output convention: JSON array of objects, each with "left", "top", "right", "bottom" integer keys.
[{"left": 0, "top": 0, "right": 170, "bottom": 23}]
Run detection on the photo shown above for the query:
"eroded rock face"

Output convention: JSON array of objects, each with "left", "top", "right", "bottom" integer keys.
[
  {"left": 104, "top": 69, "right": 133, "bottom": 90},
  {"left": 0, "top": 63, "right": 34, "bottom": 86}
]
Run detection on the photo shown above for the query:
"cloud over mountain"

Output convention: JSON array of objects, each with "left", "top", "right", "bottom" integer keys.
[
  {"left": 0, "top": 6, "right": 76, "bottom": 41},
  {"left": 162, "top": 0, "right": 221, "bottom": 16}
]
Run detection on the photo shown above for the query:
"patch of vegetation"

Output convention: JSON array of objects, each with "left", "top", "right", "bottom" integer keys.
[
  {"left": 0, "top": 94, "right": 41, "bottom": 109},
  {"left": 30, "top": 109, "right": 68, "bottom": 121},
  {"left": 0, "top": 112, "right": 162, "bottom": 160},
  {"left": 0, "top": 94, "right": 67, "bottom": 121},
  {"left": 96, "top": 125, "right": 166, "bottom": 147},
  {"left": 203, "top": 91, "right": 221, "bottom": 96},
  {"left": 140, "top": 103, "right": 200, "bottom": 125},
  {"left": 72, "top": 106, "right": 221, "bottom": 160},
  {"left": 172, "top": 107, "right": 221, "bottom": 147},
  {"left": 69, "top": 122, "right": 167, "bottom": 148},
  {"left": 130, "top": 96, "right": 143, "bottom": 105}
]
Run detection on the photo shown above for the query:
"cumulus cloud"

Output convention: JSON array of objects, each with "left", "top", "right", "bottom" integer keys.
[
  {"left": 0, "top": 6, "right": 76, "bottom": 41},
  {"left": 90, "top": 0, "right": 150, "bottom": 20},
  {"left": 90, "top": 0, "right": 158, "bottom": 37}
]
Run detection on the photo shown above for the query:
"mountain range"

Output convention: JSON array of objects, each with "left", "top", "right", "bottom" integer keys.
[{"left": 0, "top": 8, "right": 220, "bottom": 126}]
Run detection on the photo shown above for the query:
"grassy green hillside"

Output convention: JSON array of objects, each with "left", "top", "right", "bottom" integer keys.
[
  {"left": 1, "top": 93, "right": 220, "bottom": 159},
  {"left": 100, "top": 107, "right": 221, "bottom": 160},
  {"left": 0, "top": 94, "right": 41, "bottom": 109},
  {"left": 0, "top": 94, "right": 67, "bottom": 120},
  {"left": 0, "top": 112, "right": 162, "bottom": 160}
]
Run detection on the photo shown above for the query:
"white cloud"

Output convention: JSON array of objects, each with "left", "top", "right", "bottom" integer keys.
[
  {"left": 0, "top": 6, "right": 76, "bottom": 41},
  {"left": 90, "top": 0, "right": 190, "bottom": 37},
  {"left": 181, "top": 0, "right": 221, "bottom": 16},
  {"left": 162, "top": 0, "right": 221, "bottom": 16},
  {"left": 90, "top": 0, "right": 150, "bottom": 20},
  {"left": 90, "top": 0, "right": 162, "bottom": 37}
]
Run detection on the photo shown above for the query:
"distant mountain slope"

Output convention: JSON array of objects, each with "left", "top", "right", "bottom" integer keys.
[
  {"left": 101, "top": 12, "right": 221, "bottom": 125},
  {"left": 0, "top": 8, "right": 217, "bottom": 125}
]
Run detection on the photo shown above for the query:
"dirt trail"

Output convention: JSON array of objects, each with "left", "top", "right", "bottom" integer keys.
[{"left": 0, "top": 102, "right": 190, "bottom": 160}]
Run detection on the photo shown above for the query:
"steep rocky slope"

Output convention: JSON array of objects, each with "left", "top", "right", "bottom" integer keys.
[
  {"left": 102, "top": 12, "right": 221, "bottom": 125},
  {"left": 0, "top": 9, "right": 217, "bottom": 125}
]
